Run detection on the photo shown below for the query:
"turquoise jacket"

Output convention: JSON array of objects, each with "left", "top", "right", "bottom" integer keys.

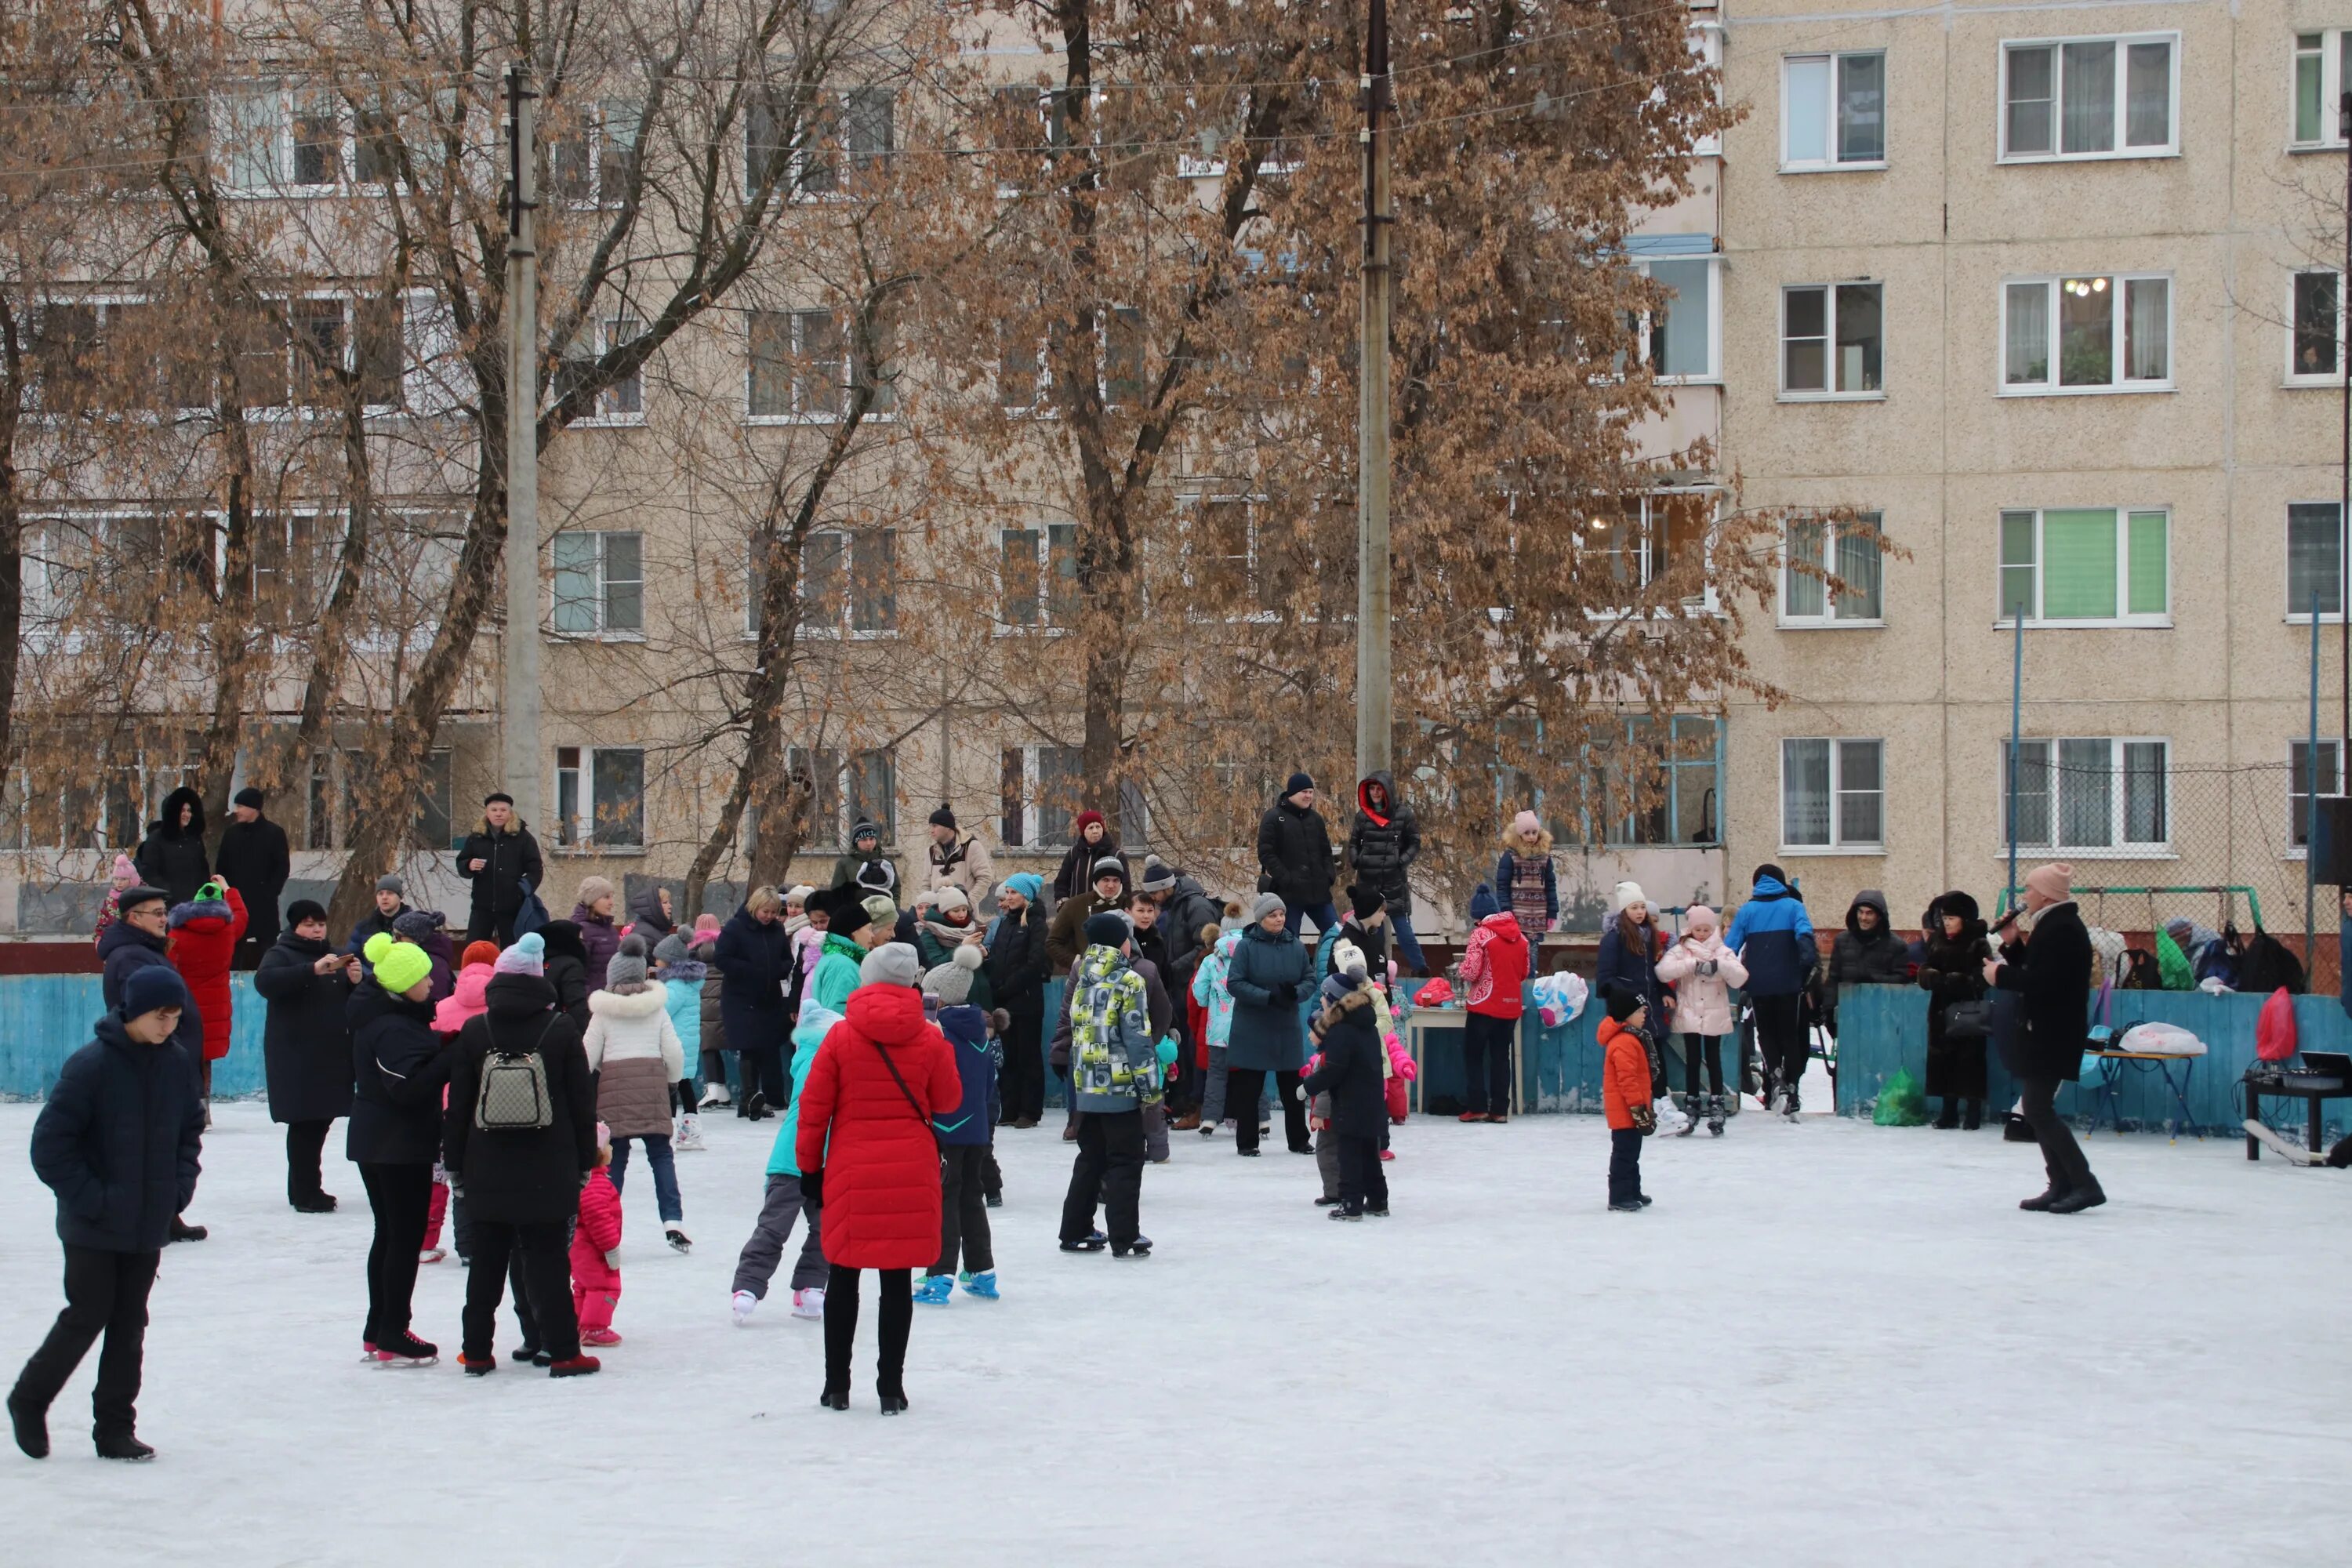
[
  {"left": 764, "top": 1000, "right": 840, "bottom": 1178},
  {"left": 1189, "top": 928, "right": 1243, "bottom": 1048},
  {"left": 662, "top": 974, "right": 702, "bottom": 1058}
]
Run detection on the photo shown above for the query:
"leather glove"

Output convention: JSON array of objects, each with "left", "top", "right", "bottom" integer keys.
[{"left": 800, "top": 1169, "right": 824, "bottom": 1205}]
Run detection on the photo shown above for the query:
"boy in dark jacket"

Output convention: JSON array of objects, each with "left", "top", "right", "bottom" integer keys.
[
  {"left": 9, "top": 966, "right": 203, "bottom": 1461},
  {"left": 1301, "top": 947, "right": 1389, "bottom": 1220},
  {"left": 916, "top": 946, "right": 1000, "bottom": 1302}
]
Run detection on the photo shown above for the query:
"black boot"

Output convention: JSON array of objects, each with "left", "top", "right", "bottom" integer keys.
[
  {"left": 95, "top": 1431, "right": 154, "bottom": 1461},
  {"left": 2019, "top": 1186, "right": 2066, "bottom": 1211},
  {"left": 6, "top": 1392, "right": 47, "bottom": 1459},
  {"left": 1934, "top": 1099, "right": 1959, "bottom": 1130},
  {"left": 2048, "top": 1181, "right": 2107, "bottom": 1214},
  {"left": 1962, "top": 1100, "right": 1983, "bottom": 1131},
  {"left": 877, "top": 1381, "right": 909, "bottom": 1415},
  {"left": 169, "top": 1215, "right": 206, "bottom": 1243}
]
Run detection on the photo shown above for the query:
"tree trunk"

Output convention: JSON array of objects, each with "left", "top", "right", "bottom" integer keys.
[{"left": 0, "top": 296, "right": 22, "bottom": 774}]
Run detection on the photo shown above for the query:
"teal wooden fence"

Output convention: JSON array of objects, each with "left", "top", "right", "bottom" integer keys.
[
  {"left": 1, "top": 974, "right": 270, "bottom": 1099},
  {"left": 1828, "top": 982, "right": 2352, "bottom": 1138}
]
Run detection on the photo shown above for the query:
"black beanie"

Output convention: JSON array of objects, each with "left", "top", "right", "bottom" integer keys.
[
  {"left": 285, "top": 898, "right": 328, "bottom": 927},
  {"left": 1604, "top": 985, "right": 1642, "bottom": 1023},
  {"left": 234, "top": 786, "right": 265, "bottom": 809},
  {"left": 1348, "top": 883, "right": 1385, "bottom": 920},
  {"left": 822, "top": 887, "right": 871, "bottom": 940},
  {"left": 929, "top": 804, "right": 956, "bottom": 830},
  {"left": 1753, "top": 862, "right": 1787, "bottom": 887},
  {"left": 1083, "top": 911, "right": 1131, "bottom": 948},
  {"left": 1285, "top": 771, "right": 1315, "bottom": 797}
]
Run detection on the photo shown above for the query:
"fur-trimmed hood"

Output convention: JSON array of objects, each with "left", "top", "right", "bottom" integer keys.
[
  {"left": 1501, "top": 826, "right": 1555, "bottom": 856},
  {"left": 587, "top": 985, "right": 668, "bottom": 1018}
]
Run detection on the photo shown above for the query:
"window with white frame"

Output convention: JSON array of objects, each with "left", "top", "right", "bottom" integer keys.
[
  {"left": 2000, "top": 34, "right": 2177, "bottom": 160},
  {"left": 799, "top": 529, "right": 896, "bottom": 633},
  {"left": 251, "top": 512, "right": 330, "bottom": 630},
  {"left": 554, "top": 318, "right": 644, "bottom": 421},
  {"left": 1000, "top": 524, "right": 1078, "bottom": 627},
  {"left": 2003, "top": 738, "right": 2168, "bottom": 852},
  {"left": 24, "top": 513, "right": 168, "bottom": 631},
  {"left": 27, "top": 298, "right": 182, "bottom": 413},
  {"left": 1642, "top": 257, "right": 1719, "bottom": 380},
  {"left": 551, "top": 100, "right": 641, "bottom": 208},
  {"left": 1780, "top": 283, "right": 1882, "bottom": 397},
  {"left": 1781, "top": 738, "right": 1884, "bottom": 850},
  {"left": 554, "top": 745, "right": 645, "bottom": 849},
  {"left": 803, "top": 88, "right": 895, "bottom": 195},
  {"left": 998, "top": 317, "right": 1047, "bottom": 409},
  {"left": 1105, "top": 306, "right": 1146, "bottom": 405},
  {"left": 1000, "top": 743, "right": 1082, "bottom": 847},
  {"left": 2293, "top": 32, "right": 2352, "bottom": 148},
  {"left": 2290, "top": 502, "right": 2346, "bottom": 620},
  {"left": 2290, "top": 270, "right": 2343, "bottom": 383},
  {"left": 2292, "top": 739, "right": 2346, "bottom": 849},
  {"left": 218, "top": 85, "right": 351, "bottom": 191},
  {"left": 2002, "top": 274, "right": 2169, "bottom": 392},
  {"left": 1780, "top": 512, "right": 1885, "bottom": 624},
  {"left": 1998, "top": 507, "right": 2168, "bottom": 626},
  {"left": 1178, "top": 495, "right": 1287, "bottom": 614},
  {"left": 1782, "top": 51, "right": 1886, "bottom": 169},
  {"left": 747, "top": 308, "right": 842, "bottom": 419},
  {"left": 1690, "top": 25, "right": 1724, "bottom": 156},
  {"left": 1580, "top": 492, "right": 1716, "bottom": 610},
  {"left": 550, "top": 531, "right": 644, "bottom": 637}
]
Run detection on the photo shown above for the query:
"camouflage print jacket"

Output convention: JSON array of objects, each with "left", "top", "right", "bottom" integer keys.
[{"left": 1071, "top": 944, "right": 1160, "bottom": 1113}]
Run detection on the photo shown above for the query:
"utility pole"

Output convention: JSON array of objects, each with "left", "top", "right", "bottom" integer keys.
[
  {"left": 1355, "top": 0, "right": 1395, "bottom": 780},
  {"left": 2339, "top": 92, "right": 2350, "bottom": 764},
  {"left": 503, "top": 62, "right": 543, "bottom": 827}
]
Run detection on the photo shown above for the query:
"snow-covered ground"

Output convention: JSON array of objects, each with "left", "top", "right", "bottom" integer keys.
[{"left": 2, "top": 1098, "right": 2347, "bottom": 1567}]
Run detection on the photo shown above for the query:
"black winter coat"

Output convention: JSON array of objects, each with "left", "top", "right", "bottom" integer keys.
[
  {"left": 214, "top": 815, "right": 291, "bottom": 949},
  {"left": 714, "top": 906, "right": 791, "bottom": 1054},
  {"left": 537, "top": 920, "right": 593, "bottom": 1033},
  {"left": 1051, "top": 835, "right": 1130, "bottom": 903},
  {"left": 443, "top": 974, "right": 597, "bottom": 1225},
  {"left": 344, "top": 902, "right": 408, "bottom": 956},
  {"left": 985, "top": 901, "right": 1051, "bottom": 1017},
  {"left": 456, "top": 822, "right": 545, "bottom": 927},
  {"left": 132, "top": 786, "right": 210, "bottom": 909},
  {"left": 1993, "top": 901, "right": 2093, "bottom": 1083},
  {"left": 1159, "top": 876, "right": 1223, "bottom": 998},
  {"left": 1919, "top": 924, "right": 1991, "bottom": 1099},
  {"left": 252, "top": 931, "right": 355, "bottom": 1124},
  {"left": 1828, "top": 892, "right": 1911, "bottom": 999},
  {"left": 1345, "top": 772, "right": 1421, "bottom": 906},
  {"left": 1303, "top": 987, "right": 1388, "bottom": 1137},
  {"left": 1256, "top": 797, "right": 1336, "bottom": 908},
  {"left": 96, "top": 920, "right": 205, "bottom": 1062},
  {"left": 31, "top": 1014, "right": 203, "bottom": 1252},
  {"left": 345, "top": 983, "right": 452, "bottom": 1166}
]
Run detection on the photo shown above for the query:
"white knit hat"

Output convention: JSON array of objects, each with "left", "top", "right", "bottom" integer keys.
[{"left": 1612, "top": 880, "right": 1647, "bottom": 914}]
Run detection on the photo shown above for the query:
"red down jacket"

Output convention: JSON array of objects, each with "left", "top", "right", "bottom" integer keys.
[
  {"left": 169, "top": 884, "right": 247, "bottom": 1062},
  {"left": 795, "top": 981, "right": 960, "bottom": 1269}
]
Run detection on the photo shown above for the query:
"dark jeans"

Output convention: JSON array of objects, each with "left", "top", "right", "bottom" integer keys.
[
  {"left": 11, "top": 1244, "right": 159, "bottom": 1439},
  {"left": 1336, "top": 1133, "right": 1388, "bottom": 1214},
  {"left": 1225, "top": 1068, "right": 1308, "bottom": 1152},
  {"left": 1609, "top": 1127, "right": 1645, "bottom": 1205},
  {"left": 1681, "top": 1033, "right": 1726, "bottom": 1096},
  {"left": 285, "top": 1118, "right": 333, "bottom": 1203},
  {"left": 935, "top": 1144, "right": 996, "bottom": 1276},
  {"left": 736, "top": 1042, "right": 786, "bottom": 1116},
  {"left": 1389, "top": 913, "right": 1428, "bottom": 975},
  {"left": 1283, "top": 900, "right": 1339, "bottom": 940},
  {"left": 1751, "top": 993, "right": 1806, "bottom": 1102},
  {"left": 1461, "top": 1012, "right": 1517, "bottom": 1116},
  {"left": 466, "top": 911, "right": 520, "bottom": 946},
  {"left": 463, "top": 1220, "right": 579, "bottom": 1362},
  {"left": 2018, "top": 1075, "right": 2097, "bottom": 1196},
  {"left": 609, "top": 1133, "right": 682, "bottom": 1224},
  {"left": 358, "top": 1162, "right": 431, "bottom": 1343},
  {"left": 1000, "top": 1011, "right": 1045, "bottom": 1123},
  {"left": 823, "top": 1265, "right": 912, "bottom": 1394},
  {"left": 1060, "top": 1109, "right": 1145, "bottom": 1247}
]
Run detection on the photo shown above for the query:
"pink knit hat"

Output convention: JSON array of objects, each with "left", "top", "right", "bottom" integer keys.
[
  {"left": 692, "top": 913, "right": 722, "bottom": 936},
  {"left": 2024, "top": 862, "right": 2073, "bottom": 903},
  {"left": 1685, "top": 904, "right": 1718, "bottom": 934},
  {"left": 110, "top": 854, "right": 137, "bottom": 888},
  {"left": 1512, "top": 809, "right": 1542, "bottom": 837}
]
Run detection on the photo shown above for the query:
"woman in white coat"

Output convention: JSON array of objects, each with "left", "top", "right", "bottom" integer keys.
[{"left": 1653, "top": 906, "right": 1748, "bottom": 1136}]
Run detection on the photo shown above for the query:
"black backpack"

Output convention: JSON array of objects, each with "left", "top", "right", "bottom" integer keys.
[{"left": 2236, "top": 928, "right": 2307, "bottom": 996}]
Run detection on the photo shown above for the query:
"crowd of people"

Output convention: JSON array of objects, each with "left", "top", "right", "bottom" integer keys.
[{"left": 7, "top": 772, "right": 2110, "bottom": 1461}]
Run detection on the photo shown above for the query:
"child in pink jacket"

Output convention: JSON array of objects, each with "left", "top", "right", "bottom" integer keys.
[
  {"left": 572, "top": 1126, "right": 624, "bottom": 1346},
  {"left": 1653, "top": 906, "right": 1748, "bottom": 1137}
]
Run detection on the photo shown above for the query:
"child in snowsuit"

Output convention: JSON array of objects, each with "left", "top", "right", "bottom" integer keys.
[
  {"left": 916, "top": 946, "right": 1000, "bottom": 1303},
  {"left": 729, "top": 1001, "right": 837, "bottom": 1325},
  {"left": 1599, "top": 986, "right": 1656, "bottom": 1210},
  {"left": 91, "top": 854, "right": 139, "bottom": 950},
  {"left": 572, "top": 1127, "right": 623, "bottom": 1346},
  {"left": 1189, "top": 918, "right": 1247, "bottom": 1135},
  {"left": 1301, "top": 944, "right": 1392, "bottom": 1219},
  {"left": 1653, "top": 906, "right": 1747, "bottom": 1137}
]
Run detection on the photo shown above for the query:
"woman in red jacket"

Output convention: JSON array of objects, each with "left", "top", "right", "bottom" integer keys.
[
  {"left": 794, "top": 942, "right": 959, "bottom": 1415},
  {"left": 168, "top": 881, "right": 248, "bottom": 1106}
]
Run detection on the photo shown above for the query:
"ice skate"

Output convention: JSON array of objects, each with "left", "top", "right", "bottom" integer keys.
[
  {"left": 960, "top": 1269, "right": 1000, "bottom": 1299},
  {"left": 366, "top": 1331, "right": 437, "bottom": 1368},
  {"left": 790, "top": 1287, "right": 825, "bottom": 1319},
  {"left": 1675, "top": 1093, "right": 1698, "bottom": 1135},
  {"left": 673, "top": 1113, "right": 706, "bottom": 1151},
  {"left": 699, "top": 1083, "right": 731, "bottom": 1110},
  {"left": 913, "top": 1274, "right": 953, "bottom": 1305},
  {"left": 1707, "top": 1093, "right": 1726, "bottom": 1137},
  {"left": 666, "top": 1225, "right": 692, "bottom": 1253},
  {"left": 732, "top": 1290, "right": 758, "bottom": 1325}
]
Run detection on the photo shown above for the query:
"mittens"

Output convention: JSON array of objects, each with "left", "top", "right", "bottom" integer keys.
[{"left": 604, "top": 1249, "right": 622, "bottom": 1271}]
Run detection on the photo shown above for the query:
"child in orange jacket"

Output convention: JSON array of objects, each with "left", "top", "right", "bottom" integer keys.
[
  {"left": 1599, "top": 986, "right": 1655, "bottom": 1212},
  {"left": 572, "top": 1124, "right": 624, "bottom": 1348}
]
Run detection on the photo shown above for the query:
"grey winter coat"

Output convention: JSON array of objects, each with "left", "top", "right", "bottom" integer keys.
[{"left": 1225, "top": 922, "right": 1312, "bottom": 1072}]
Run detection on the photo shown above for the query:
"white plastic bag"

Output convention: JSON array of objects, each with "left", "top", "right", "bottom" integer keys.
[
  {"left": 2116, "top": 1021, "right": 2207, "bottom": 1058},
  {"left": 1533, "top": 971, "right": 1588, "bottom": 1028}
]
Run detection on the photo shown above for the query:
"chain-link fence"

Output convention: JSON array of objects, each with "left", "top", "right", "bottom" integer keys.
[{"left": 2003, "top": 757, "right": 2341, "bottom": 994}]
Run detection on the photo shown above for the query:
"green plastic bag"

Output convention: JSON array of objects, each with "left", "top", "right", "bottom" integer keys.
[
  {"left": 1872, "top": 1068, "right": 1929, "bottom": 1127},
  {"left": 2154, "top": 930, "right": 2193, "bottom": 990}
]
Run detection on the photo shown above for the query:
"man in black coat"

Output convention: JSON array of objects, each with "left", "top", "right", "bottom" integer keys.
[
  {"left": 456, "top": 792, "right": 546, "bottom": 946},
  {"left": 9, "top": 966, "right": 203, "bottom": 1461},
  {"left": 215, "top": 787, "right": 291, "bottom": 969},
  {"left": 985, "top": 874, "right": 1051, "bottom": 1128},
  {"left": 1987, "top": 862, "right": 2103, "bottom": 1214},
  {"left": 1345, "top": 771, "right": 1426, "bottom": 973},
  {"left": 252, "top": 901, "right": 358, "bottom": 1212},
  {"left": 1256, "top": 772, "right": 1337, "bottom": 938}
]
